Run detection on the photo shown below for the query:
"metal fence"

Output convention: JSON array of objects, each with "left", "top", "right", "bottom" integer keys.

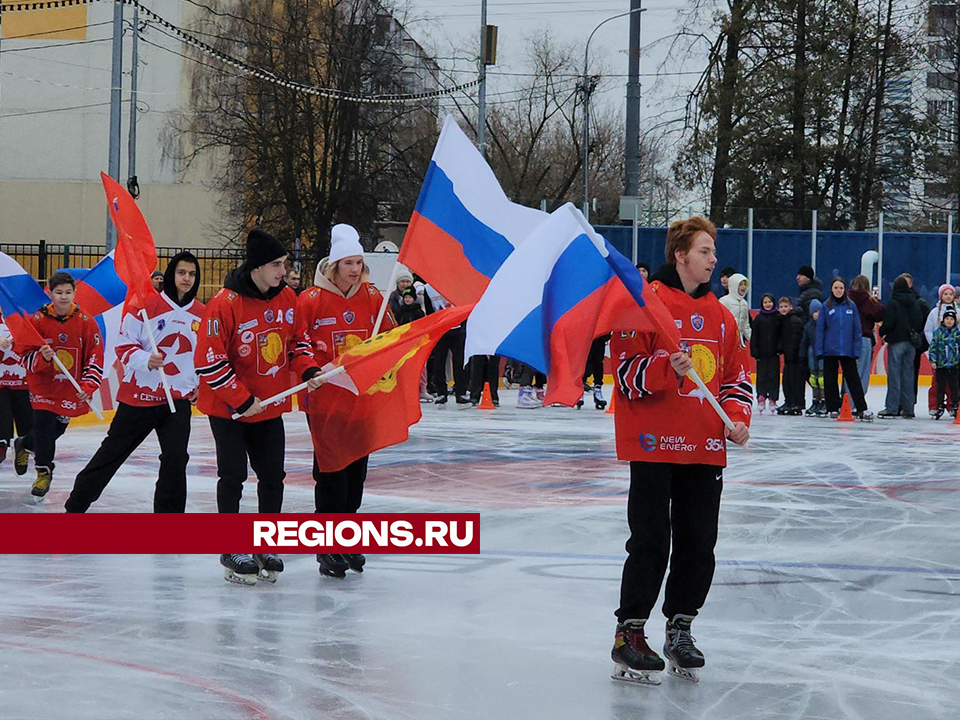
[{"left": 0, "top": 241, "right": 245, "bottom": 303}]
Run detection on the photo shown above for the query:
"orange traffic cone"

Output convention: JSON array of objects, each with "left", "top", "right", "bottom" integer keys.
[
  {"left": 952, "top": 407, "right": 960, "bottom": 425},
  {"left": 477, "top": 383, "right": 497, "bottom": 410},
  {"left": 605, "top": 390, "right": 616, "bottom": 414},
  {"left": 837, "top": 394, "right": 854, "bottom": 422}
]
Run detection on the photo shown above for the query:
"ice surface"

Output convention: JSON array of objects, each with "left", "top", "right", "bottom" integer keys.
[{"left": 1, "top": 386, "right": 959, "bottom": 719}]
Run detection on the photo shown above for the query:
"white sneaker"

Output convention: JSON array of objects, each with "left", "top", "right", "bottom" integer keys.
[{"left": 420, "top": 391, "right": 435, "bottom": 403}]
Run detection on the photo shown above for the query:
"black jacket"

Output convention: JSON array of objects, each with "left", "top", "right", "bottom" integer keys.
[
  {"left": 879, "top": 289, "right": 924, "bottom": 345},
  {"left": 797, "top": 277, "right": 824, "bottom": 321},
  {"left": 651, "top": 264, "right": 712, "bottom": 298},
  {"left": 396, "top": 302, "right": 425, "bottom": 326},
  {"left": 779, "top": 308, "right": 805, "bottom": 362},
  {"left": 750, "top": 310, "right": 782, "bottom": 359}
]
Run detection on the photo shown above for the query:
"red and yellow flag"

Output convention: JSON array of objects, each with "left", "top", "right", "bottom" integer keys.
[{"left": 306, "top": 305, "right": 473, "bottom": 472}]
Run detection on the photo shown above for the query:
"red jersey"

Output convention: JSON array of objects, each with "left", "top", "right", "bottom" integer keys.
[
  {"left": 294, "top": 277, "right": 396, "bottom": 410},
  {"left": 17, "top": 303, "right": 104, "bottom": 417},
  {"left": 194, "top": 273, "right": 317, "bottom": 421},
  {"left": 611, "top": 271, "right": 752, "bottom": 466},
  {"left": 0, "top": 321, "right": 27, "bottom": 390},
  {"left": 115, "top": 292, "right": 205, "bottom": 407}
]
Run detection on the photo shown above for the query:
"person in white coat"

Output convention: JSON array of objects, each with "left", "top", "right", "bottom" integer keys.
[
  {"left": 719, "top": 272, "right": 752, "bottom": 341},
  {"left": 924, "top": 284, "right": 957, "bottom": 415}
]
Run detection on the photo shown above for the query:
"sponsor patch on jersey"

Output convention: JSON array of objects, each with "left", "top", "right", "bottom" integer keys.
[
  {"left": 285, "top": 308, "right": 294, "bottom": 324},
  {"left": 238, "top": 319, "right": 259, "bottom": 332},
  {"left": 58, "top": 333, "right": 67, "bottom": 343},
  {"left": 191, "top": 320, "right": 201, "bottom": 333},
  {"left": 228, "top": 292, "right": 237, "bottom": 300},
  {"left": 241, "top": 330, "right": 254, "bottom": 344},
  {"left": 238, "top": 344, "right": 252, "bottom": 358},
  {"left": 343, "top": 311, "right": 356, "bottom": 325},
  {"left": 674, "top": 319, "right": 683, "bottom": 329},
  {"left": 264, "top": 309, "right": 275, "bottom": 323},
  {"left": 318, "top": 317, "right": 337, "bottom": 327},
  {"left": 156, "top": 319, "right": 166, "bottom": 332},
  {"left": 309, "top": 289, "right": 318, "bottom": 298},
  {"left": 316, "top": 340, "right": 327, "bottom": 353},
  {"left": 690, "top": 313, "right": 704, "bottom": 332}
]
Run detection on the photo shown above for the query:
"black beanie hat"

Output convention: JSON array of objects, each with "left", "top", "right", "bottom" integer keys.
[
  {"left": 797, "top": 265, "right": 814, "bottom": 280},
  {"left": 246, "top": 228, "right": 288, "bottom": 269},
  {"left": 944, "top": 307, "right": 957, "bottom": 321}
]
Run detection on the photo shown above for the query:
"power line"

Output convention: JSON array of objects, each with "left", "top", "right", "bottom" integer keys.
[
  {"left": 0, "top": 37, "right": 112, "bottom": 53},
  {"left": 0, "top": 100, "right": 127, "bottom": 118},
  {"left": 0, "top": 19, "right": 112, "bottom": 39}
]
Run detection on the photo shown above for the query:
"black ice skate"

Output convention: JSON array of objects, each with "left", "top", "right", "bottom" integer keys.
[
  {"left": 611, "top": 620, "right": 664, "bottom": 686},
  {"left": 220, "top": 554, "right": 259, "bottom": 585},
  {"left": 934, "top": 407, "right": 945, "bottom": 420},
  {"left": 593, "top": 385, "right": 607, "bottom": 410},
  {"left": 343, "top": 554, "right": 366, "bottom": 573},
  {"left": 317, "top": 553, "right": 349, "bottom": 578},
  {"left": 855, "top": 410, "right": 874, "bottom": 422},
  {"left": 253, "top": 554, "right": 284, "bottom": 583},
  {"left": 663, "top": 614, "right": 704, "bottom": 682},
  {"left": 804, "top": 402, "right": 818, "bottom": 416}
]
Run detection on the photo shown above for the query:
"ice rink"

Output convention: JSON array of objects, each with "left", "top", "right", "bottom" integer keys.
[{"left": 1, "top": 385, "right": 959, "bottom": 720}]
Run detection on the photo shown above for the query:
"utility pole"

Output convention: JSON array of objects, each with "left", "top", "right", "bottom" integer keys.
[
  {"left": 623, "top": 0, "right": 643, "bottom": 197},
  {"left": 477, "top": 0, "right": 487, "bottom": 156},
  {"left": 127, "top": 3, "right": 141, "bottom": 200},
  {"left": 106, "top": 1, "right": 124, "bottom": 251}
]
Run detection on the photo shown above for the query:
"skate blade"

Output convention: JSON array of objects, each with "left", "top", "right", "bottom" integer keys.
[
  {"left": 257, "top": 570, "right": 280, "bottom": 583},
  {"left": 223, "top": 568, "right": 258, "bottom": 585},
  {"left": 667, "top": 663, "right": 699, "bottom": 683},
  {"left": 612, "top": 664, "right": 661, "bottom": 686},
  {"left": 318, "top": 568, "right": 346, "bottom": 579}
]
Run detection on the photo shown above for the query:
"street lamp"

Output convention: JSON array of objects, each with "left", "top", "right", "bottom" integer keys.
[{"left": 581, "top": 6, "right": 646, "bottom": 223}]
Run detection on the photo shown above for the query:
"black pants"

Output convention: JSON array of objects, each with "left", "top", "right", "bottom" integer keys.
[
  {"left": 314, "top": 455, "right": 369, "bottom": 513},
  {"left": 935, "top": 367, "right": 960, "bottom": 412},
  {"left": 0, "top": 388, "right": 33, "bottom": 445},
  {"left": 516, "top": 364, "right": 546, "bottom": 388},
  {"left": 65, "top": 400, "right": 192, "bottom": 513},
  {"left": 755, "top": 356, "right": 780, "bottom": 402},
  {"left": 469, "top": 356, "right": 500, "bottom": 402},
  {"left": 582, "top": 336, "right": 608, "bottom": 386},
  {"left": 209, "top": 415, "right": 286, "bottom": 513},
  {"left": 617, "top": 462, "right": 723, "bottom": 622},
  {"left": 823, "top": 355, "right": 867, "bottom": 413},
  {"left": 430, "top": 329, "right": 467, "bottom": 398},
  {"left": 782, "top": 360, "right": 806, "bottom": 408},
  {"left": 21, "top": 409, "right": 69, "bottom": 468}
]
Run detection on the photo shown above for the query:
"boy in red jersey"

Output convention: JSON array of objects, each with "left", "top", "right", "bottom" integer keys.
[
  {"left": 13, "top": 272, "right": 104, "bottom": 498},
  {"left": 609, "top": 217, "right": 752, "bottom": 685},
  {"left": 195, "top": 229, "right": 322, "bottom": 584}
]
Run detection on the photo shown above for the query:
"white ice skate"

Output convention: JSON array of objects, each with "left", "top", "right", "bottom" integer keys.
[{"left": 611, "top": 664, "right": 661, "bottom": 686}]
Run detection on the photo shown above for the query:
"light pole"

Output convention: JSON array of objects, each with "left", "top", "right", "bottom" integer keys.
[{"left": 582, "top": 6, "right": 645, "bottom": 223}]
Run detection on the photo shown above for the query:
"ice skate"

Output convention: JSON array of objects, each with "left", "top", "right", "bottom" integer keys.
[
  {"left": 220, "top": 554, "right": 259, "bottom": 585},
  {"left": 419, "top": 391, "right": 434, "bottom": 403},
  {"left": 343, "top": 554, "right": 366, "bottom": 573},
  {"left": 434, "top": 394, "right": 448, "bottom": 406},
  {"left": 13, "top": 436, "right": 31, "bottom": 476},
  {"left": 317, "top": 553, "right": 349, "bottom": 578},
  {"left": 934, "top": 407, "right": 945, "bottom": 420},
  {"left": 535, "top": 387, "right": 546, "bottom": 405},
  {"left": 253, "top": 554, "right": 284, "bottom": 583},
  {"left": 592, "top": 385, "right": 607, "bottom": 410},
  {"left": 855, "top": 410, "right": 874, "bottom": 422},
  {"left": 664, "top": 614, "right": 704, "bottom": 683},
  {"left": 31, "top": 465, "right": 53, "bottom": 499},
  {"left": 455, "top": 395, "right": 471, "bottom": 409},
  {"left": 517, "top": 386, "right": 541, "bottom": 409},
  {"left": 804, "top": 401, "right": 818, "bottom": 416},
  {"left": 611, "top": 620, "right": 663, "bottom": 686}
]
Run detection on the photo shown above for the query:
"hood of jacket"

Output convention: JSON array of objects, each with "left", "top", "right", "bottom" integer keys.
[
  {"left": 726, "top": 273, "right": 749, "bottom": 298},
  {"left": 651, "top": 264, "right": 712, "bottom": 299},
  {"left": 313, "top": 257, "right": 363, "bottom": 299},
  {"left": 162, "top": 250, "right": 202, "bottom": 307},
  {"left": 224, "top": 263, "right": 287, "bottom": 301}
]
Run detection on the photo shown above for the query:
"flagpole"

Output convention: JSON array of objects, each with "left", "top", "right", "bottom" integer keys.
[
  {"left": 230, "top": 365, "right": 346, "bottom": 420},
  {"left": 50, "top": 354, "right": 105, "bottom": 421},
  {"left": 372, "top": 262, "right": 401, "bottom": 336},
  {"left": 140, "top": 309, "right": 177, "bottom": 413}
]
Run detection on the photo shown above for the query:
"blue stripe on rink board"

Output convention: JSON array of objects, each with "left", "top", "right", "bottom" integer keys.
[
  {"left": 415, "top": 162, "right": 515, "bottom": 279},
  {"left": 478, "top": 549, "right": 960, "bottom": 576}
]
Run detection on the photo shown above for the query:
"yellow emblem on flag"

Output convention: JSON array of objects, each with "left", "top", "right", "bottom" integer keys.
[
  {"left": 690, "top": 344, "right": 716, "bottom": 383},
  {"left": 365, "top": 335, "right": 431, "bottom": 395},
  {"left": 343, "top": 324, "right": 413, "bottom": 360}
]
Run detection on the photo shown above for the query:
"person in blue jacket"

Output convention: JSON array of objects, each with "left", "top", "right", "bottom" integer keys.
[{"left": 816, "top": 277, "right": 873, "bottom": 420}]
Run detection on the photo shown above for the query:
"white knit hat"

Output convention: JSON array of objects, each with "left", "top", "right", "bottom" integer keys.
[{"left": 328, "top": 224, "right": 364, "bottom": 263}]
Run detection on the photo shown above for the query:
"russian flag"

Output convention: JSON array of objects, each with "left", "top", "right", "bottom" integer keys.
[
  {"left": 465, "top": 203, "right": 681, "bottom": 407},
  {"left": 0, "top": 252, "right": 51, "bottom": 350},
  {"left": 398, "top": 115, "right": 547, "bottom": 306},
  {"left": 70, "top": 250, "right": 128, "bottom": 319}
]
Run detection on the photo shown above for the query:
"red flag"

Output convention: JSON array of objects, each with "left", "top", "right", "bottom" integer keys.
[
  {"left": 306, "top": 306, "right": 473, "bottom": 472},
  {"left": 100, "top": 172, "right": 158, "bottom": 306}
]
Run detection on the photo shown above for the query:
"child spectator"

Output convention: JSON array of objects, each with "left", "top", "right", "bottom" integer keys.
[
  {"left": 928, "top": 307, "right": 959, "bottom": 419},
  {"left": 800, "top": 299, "right": 825, "bottom": 415},
  {"left": 395, "top": 287, "right": 425, "bottom": 326},
  {"left": 776, "top": 297, "right": 805, "bottom": 414},
  {"left": 719, "top": 273, "right": 752, "bottom": 341},
  {"left": 750, "top": 293, "right": 782, "bottom": 413}
]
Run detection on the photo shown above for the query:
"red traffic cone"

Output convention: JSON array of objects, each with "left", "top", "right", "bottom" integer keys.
[
  {"left": 477, "top": 383, "right": 497, "bottom": 410},
  {"left": 837, "top": 394, "right": 854, "bottom": 422}
]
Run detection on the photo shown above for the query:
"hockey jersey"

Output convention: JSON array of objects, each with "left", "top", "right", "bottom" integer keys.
[
  {"left": 611, "top": 266, "right": 752, "bottom": 466},
  {"left": 17, "top": 303, "right": 104, "bottom": 417},
  {"left": 0, "top": 321, "right": 27, "bottom": 390},
  {"left": 115, "top": 292, "right": 205, "bottom": 407},
  {"left": 195, "top": 268, "right": 318, "bottom": 421}
]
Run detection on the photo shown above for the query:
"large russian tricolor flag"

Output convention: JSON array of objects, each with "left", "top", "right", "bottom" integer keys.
[
  {"left": 0, "top": 252, "right": 50, "bottom": 350},
  {"left": 465, "top": 203, "right": 680, "bottom": 407},
  {"left": 398, "top": 115, "right": 547, "bottom": 306}
]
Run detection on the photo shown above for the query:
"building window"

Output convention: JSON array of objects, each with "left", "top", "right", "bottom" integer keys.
[{"left": 928, "top": 99, "right": 957, "bottom": 143}]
